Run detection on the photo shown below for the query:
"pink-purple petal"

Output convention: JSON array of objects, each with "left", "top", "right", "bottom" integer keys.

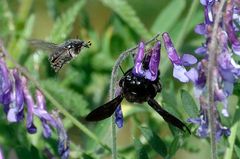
[
  {"left": 162, "top": 32, "right": 181, "bottom": 65},
  {"left": 133, "top": 42, "right": 145, "bottom": 76},
  {"left": 181, "top": 54, "right": 197, "bottom": 66},
  {"left": 148, "top": 41, "right": 161, "bottom": 81}
]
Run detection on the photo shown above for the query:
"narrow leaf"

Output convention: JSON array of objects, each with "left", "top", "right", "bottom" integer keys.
[
  {"left": 101, "top": 0, "right": 151, "bottom": 39},
  {"left": 140, "top": 127, "right": 167, "bottom": 157},
  {"left": 134, "top": 138, "right": 149, "bottom": 159},
  {"left": 235, "top": 145, "right": 240, "bottom": 159},
  {"left": 42, "top": 79, "right": 89, "bottom": 116},
  {"left": 181, "top": 89, "right": 198, "bottom": 117},
  {"left": 168, "top": 136, "right": 180, "bottom": 158},
  {"left": 151, "top": 0, "right": 186, "bottom": 33},
  {"left": 49, "top": 0, "right": 86, "bottom": 42}
]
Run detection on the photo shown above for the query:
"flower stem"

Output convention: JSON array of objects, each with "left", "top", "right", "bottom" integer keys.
[
  {"left": 0, "top": 42, "right": 111, "bottom": 152},
  {"left": 207, "top": 1, "right": 226, "bottom": 159},
  {"left": 109, "top": 33, "right": 160, "bottom": 159}
]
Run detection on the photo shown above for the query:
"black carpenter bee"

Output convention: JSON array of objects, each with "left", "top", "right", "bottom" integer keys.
[
  {"left": 29, "top": 39, "right": 91, "bottom": 72},
  {"left": 86, "top": 41, "right": 190, "bottom": 133}
]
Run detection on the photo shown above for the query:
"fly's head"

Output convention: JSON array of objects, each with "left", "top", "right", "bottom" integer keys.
[
  {"left": 119, "top": 68, "right": 161, "bottom": 103},
  {"left": 64, "top": 39, "right": 91, "bottom": 55}
]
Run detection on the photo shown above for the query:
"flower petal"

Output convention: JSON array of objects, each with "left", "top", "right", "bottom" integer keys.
[
  {"left": 147, "top": 41, "right": 161, "bottom": 81},
  {"left": 195, "top": 23, "right": 207, "bottom": 35},
  {"left": 173, "top": 64, "right": 189, "bottom": 82},
  {"left": 181, "top": 54, "right": 197, "bottom": 66},
  {"left": 195, "top": 46, "right": 207, "bottom": 55},
  {"left": 115, "top": 105, "right": 123, "bottom": 128},
  {"left": 162, "top": 32, "right": 181, "bottom": 65},
  {"left": 133, "top": 42, "right": 145, "bottom": 76},
  {"left": 22, "top": 77, "right": 37, "bottom": 134}
]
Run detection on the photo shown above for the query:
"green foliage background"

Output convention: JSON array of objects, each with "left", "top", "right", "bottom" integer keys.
[{"left": 0, "top": 0, "right": 240, "bottom": 159}]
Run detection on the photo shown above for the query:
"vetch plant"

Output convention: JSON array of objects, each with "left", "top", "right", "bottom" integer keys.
[
  {"left": 162, "top": 0, "right": 240, "bottom": 159},
  {"left": 0, "top": 42, "right": 69, "bottom": 159}
]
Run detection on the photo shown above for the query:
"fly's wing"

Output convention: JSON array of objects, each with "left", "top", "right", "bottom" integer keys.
[
  {"left": 28, "top": 39, "right": 59, "bottom": 52},
  {"left": 85, "top": 95, "right": 124, "bottom": 121},
  {"left": 147, "top": 98, "right": 191, "bottom": 134},
  {"left": 48, "top": 48, "right": 70, "bottom": 72}
]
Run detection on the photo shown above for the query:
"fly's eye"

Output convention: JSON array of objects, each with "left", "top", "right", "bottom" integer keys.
[{"left": 67, "top": 44, "right": 73, "bottom": 49}]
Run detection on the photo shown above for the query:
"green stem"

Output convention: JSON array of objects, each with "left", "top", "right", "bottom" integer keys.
[
  {"left": 175, "top": 0, "right": 199, "bottom": 50},
  {"left": 0, "top": 42, "right": 111, "bottom": 152},
  {"left": 224, "top": 122, "right": 239, "bottom": 159},
  {"left": 206, "top": 1, "right": 226, "bottom": 159},
  {"left": 109, "top": 33, "right": 160, "bottom": 159}
]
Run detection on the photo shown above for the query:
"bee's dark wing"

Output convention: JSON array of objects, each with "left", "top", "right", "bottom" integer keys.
[
  {"left": 85, "top": 95, "right": 124, "bottom": 121},
  {"left": 28, "top": 39, "right": 59, "bottom": 52},
  {"left": 147, "top": 98, "right": 191, "bottom": 134}
]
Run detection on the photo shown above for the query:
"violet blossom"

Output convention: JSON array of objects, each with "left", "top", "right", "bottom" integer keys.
[
  {"left": 0, "top": 45, "right": 69, "bottom": 159},
  {"left": 162, "top": 32, "right": 197, "bottom": 83},
  {"left": 163, "top": 0, "right": 240, "bottom": 139}
]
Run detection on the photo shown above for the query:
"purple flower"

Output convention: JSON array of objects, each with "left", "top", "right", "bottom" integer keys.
[
  {"left": 133, "top": 41, "right": 145, "bottom": 76},
  {"left": 114, "top": 87, "right": 124, "bottom": 128},
  {"left": 115, "top": 106, "right": 123, "bottom": 128},
  {"left": 184, "top": 0, "right": 240, "bottom": 140},
  {"left": 188, "top": 110, "right": 209, "bottom": 138},
  {"left": 52, "top": 111, "right": 69, "bottom": 159},
  {"left": 0, "top": 42, "right": 69, "bottom": 159},
  {"left": 6, "top": 69, "right": 25, "bottom": 122},
  {"left": 0, "top": 58, "right": 12, "bottom": 111},
  {"left": 224, "top": 0, "right": 240, "bottom": 55},
  {"left": 133, "top": 41, "right": 161, "bottom": 81},
  {"left": 22, "top": 76, "right": 37, "bottom": 134},
  {"left": 201, "top": 0, "right": 217, "bottom": 24},
  {"left": 35, "top": 90, "right": 57, "bottom": 138},
  {"left": 162, "top": 32, "right": 197, "bottom": 82},
  {"left": 195, "top": 23, "right": 207, "bottom": 35}
]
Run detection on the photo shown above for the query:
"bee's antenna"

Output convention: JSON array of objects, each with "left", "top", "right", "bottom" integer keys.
[{"left": 119, "top": 66, "right": 125, "bottom": 75}]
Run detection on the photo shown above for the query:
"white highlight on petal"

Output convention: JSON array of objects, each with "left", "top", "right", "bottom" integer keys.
[
  {"left": 7, "top": 108, "right": 17, "bottom": 122},
  {"left": 173, "top": 64, "right": 189, "bottom": 82}
]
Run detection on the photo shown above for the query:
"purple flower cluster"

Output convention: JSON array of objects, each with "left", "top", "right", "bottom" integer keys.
[
  {"left": 0, "top": 55, "right": 69, "bottom": 158},
  {"left": 114, "top": 41, "right": 161, "bottom": 128},
  {"left": 163, "top": 0, "right": 240, "bottom": 140}
]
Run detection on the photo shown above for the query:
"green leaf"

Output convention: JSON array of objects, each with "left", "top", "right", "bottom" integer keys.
[
  {"left": 82, "top": 153, "right": 95, "bottom": 159},
  {"left": 151, "top": 0, "right": 186, "bottom": 33},
  {"left": 11, "top": 14, "right": 35, "bottom": 59},
  {"left": 0, "top": 0, "right": 14, "bottom": 38},
  {"left": 168, "top": 136, "right": 180, "bottom": 158},
  {"left": 235, "top": 145, "right": 240, "bottom": 159},
  {"left": 30, "top": 145, "right": 41, "bottom": 159},
  {"left": 140, "top": 127, "right": 167, "bottom": 157},
  {"left": 86, "top": 119, "right": 111, "bottom": 151},
  {"left": 134, "top": 138, "right": 149, "bottom": 159},
  {"left": 42, "top": 79, "right": 89, "bottom": 116},
  {"left": 100, "top": 0, "right": 151, "bottom": 39},
  {"left": 49, "top": 0, "right": 86, "bottom": 42},
  {"left": 181, "top": 89, "right": 198, "bottom": 118}
]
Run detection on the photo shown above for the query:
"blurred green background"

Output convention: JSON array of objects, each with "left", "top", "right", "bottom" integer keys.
[{"left": 1, "top": 0, "right": 238, "bottom": 159}]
